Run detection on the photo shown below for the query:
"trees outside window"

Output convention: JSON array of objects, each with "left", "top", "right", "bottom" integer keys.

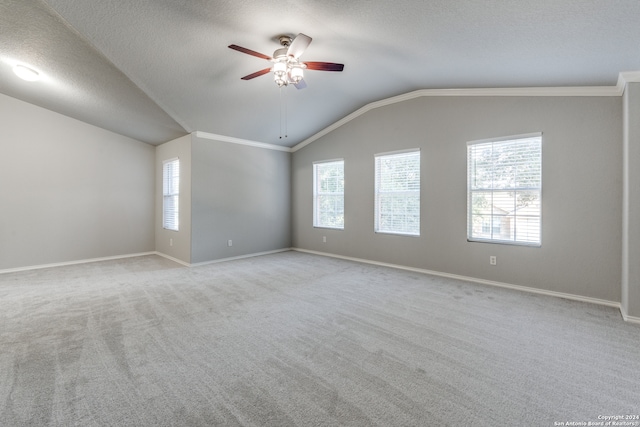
[
  {"left": 313, "top": 160, "right": 344, "bottom": 229},
  {"left": 467, "top": 134, "right": 542, "bottom": 245},
  {"left": 162, "top": 158, "right": 180, "bottom": 231},
  {"left": 375, "top": 150, "right": 420, "bottom": 236}
]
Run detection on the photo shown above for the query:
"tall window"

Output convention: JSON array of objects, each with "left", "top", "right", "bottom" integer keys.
[
  {"left": 467, "top": 133, "right": 542, "bottom": 245},
  {"left": 313, "top": 160, "right": 344, "bottom": 229},
  {"left": 374, "top": 150, "right": 420, "bottom": 236},
  {"left": 163, "top": 158, "right": 180, "bottom": 231}
]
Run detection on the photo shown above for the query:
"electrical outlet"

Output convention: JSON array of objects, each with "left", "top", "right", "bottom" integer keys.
[
  {"left": 228, "top": 240, "right": 233, "bottom": 247},
  {"left": 490, "top": 256, "right": 497, "bottom": 266},
  {"left": 323, "top": 236, "right": 327, "bottom": 243}
]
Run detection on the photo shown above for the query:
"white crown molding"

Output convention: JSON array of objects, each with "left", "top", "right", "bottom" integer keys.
[
  {"left": 617, "top": 71, "right": 640, "bottom": 94},
  {"left": 197, "top": 72, "right": 638, "bottom": 154},
  {"left": 292, "top": 81, "right": 627, "bottom": 153},
  {"left": 194, "top": 131, "right": 292, "bottom": 152}
]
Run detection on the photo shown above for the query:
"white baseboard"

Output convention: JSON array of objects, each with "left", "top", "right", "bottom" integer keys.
[
  {"left": 0, "top": 251, "right": 157, "bottom": 275},
  {"left": 5, "top": 247, "right": 636, "bottom": 325},
  {"left": 619, "top": 305, "right": 640, "bottom": 325},
  {"left": 153, "top": 251, "right": 191, "bottom": 267},
  {"left": 292, "top": 248, "right": 629, "bottom": 318},
  {"left": 188, "top": 248, "right": 292, "bottom": 267},
  {"left": 0, "top": 248, "right": 293, "bottom": 275}
]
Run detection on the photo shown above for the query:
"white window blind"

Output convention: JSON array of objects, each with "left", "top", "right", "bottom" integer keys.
[
  {"left": 313, "top": 160, "right": 345, "bottom": 229},
  {"left": 163, "top": 158, "right": 180, "bottom": 231},
  {"left": 375, "top": 150, "right": 420, "bottom": 236},
  {"left": 467, "top": 134, "right": 542, "bottom": 245}
]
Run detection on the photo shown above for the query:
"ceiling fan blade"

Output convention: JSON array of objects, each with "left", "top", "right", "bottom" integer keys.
[
  {"left": 241, "top": 68, "right": 272, "bottom": 80},
  {"left": 294, "top": 79, "right": 307, "bottom": 90},
  {"left": 304, "top": 62, "right": 344, "bottom": 72},
  {"left": 287, "top": 33, "right": 312, "bottom": 59},
  {"left": 228, "top": 44, "right": 272, "bottom": 61}
]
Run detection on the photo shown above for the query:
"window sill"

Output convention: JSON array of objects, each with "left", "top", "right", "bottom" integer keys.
[
  {"left": 467, "top": 238, "right": 541, "bottom": 247},
  {"left": 375, "top": 230, "right": 420, "bottom": 237}
]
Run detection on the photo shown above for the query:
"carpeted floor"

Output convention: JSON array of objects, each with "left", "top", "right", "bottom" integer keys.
[{"left": 0, "top": 251, "right": 638, "bottom": 426}]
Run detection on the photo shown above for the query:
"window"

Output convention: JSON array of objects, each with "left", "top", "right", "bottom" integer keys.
[
  {"left": 313, "top": 160, "right": 344, "bottom": 229},
  {"left": 482, "top": 217, "right": 502, "bottom": 235},
  {"left": 467, "top": 133, "right": 542, "bottom": 245},
  {"left": 163, "top": 158, "right": 180, "bottom": 231},
  {"left": 374, "top": 150, "right": 420, "bottom": 236}
]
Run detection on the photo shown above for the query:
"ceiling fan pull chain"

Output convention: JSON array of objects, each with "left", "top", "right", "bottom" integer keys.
[
  {"left": 279, "top": 86, "right": 287, "bottom": 139},
  {"left": 284, "top": 85, "right": 288, "bottom": 139},
  {"left": 279, "top": 85, "right": 288, "bottom": 139},
  {"left": 279, "top": 87, "right": 282, "bottom": 139}
]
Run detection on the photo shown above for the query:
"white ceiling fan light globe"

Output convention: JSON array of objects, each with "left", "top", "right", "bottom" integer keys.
[
  {"left": 273, "top": 61, "right": 287, "bottom": 77},
  {"left": 290, "top": 67, "right": 304, "bottom": 83},
  {"left": 274, "top": 73, "right": 287, "bottom": 87}
]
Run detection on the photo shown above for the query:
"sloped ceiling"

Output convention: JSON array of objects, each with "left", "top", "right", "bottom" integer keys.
[{"left": 1, "top": 0, "right": 640, "bottom": 147}]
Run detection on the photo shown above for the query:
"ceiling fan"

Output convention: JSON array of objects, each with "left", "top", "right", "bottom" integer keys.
[{"left": 228, "top": 33, "right": 344, "bottom": 89}]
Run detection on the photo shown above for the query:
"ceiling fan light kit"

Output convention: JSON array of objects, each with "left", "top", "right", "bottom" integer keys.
[{"left": 229, "top": 33, "right": 344, "bottom": 89}]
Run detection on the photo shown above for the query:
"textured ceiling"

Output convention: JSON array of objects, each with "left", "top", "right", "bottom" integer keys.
[{"left": 1, "top": 0, "right": 640, "bottom": 146}]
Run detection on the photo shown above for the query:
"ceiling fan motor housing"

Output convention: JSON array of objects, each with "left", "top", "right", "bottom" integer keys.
[
  {"left": 273, "top": 47, "right": 288, "bottom": 59},
  {"left": 278, "top": 35, "right": 292, "bottom": 47}
]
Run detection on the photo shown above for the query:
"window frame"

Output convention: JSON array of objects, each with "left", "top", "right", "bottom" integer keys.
[
  {"left": 467, "top": 133, "right": 542, "bottom": 246},
  {"left": 374, "top": 149, "right": 421, "bottom": 237},
  {"left": 162, "top": 157, "right": 180, "bottom": 232},
  {"left": 313, "top": 159, "right": 345, "bottom": 230}
]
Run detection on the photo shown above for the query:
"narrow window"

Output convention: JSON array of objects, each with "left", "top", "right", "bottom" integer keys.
[
  {"left": 374, "top": 150, "right": 420, "bottom": 236},
  {"left": 467, "top": 133, "right": 542, "bottom": 245},
  {"left": 163, "top": 158, "right": 180, "bottom": 231},
  {"left": 313, "top": 160, "right": 345, "bottom": 229}
]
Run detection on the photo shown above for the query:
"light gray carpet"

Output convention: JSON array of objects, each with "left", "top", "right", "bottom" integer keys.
[{"left": 0, "top": 251, "right": 638, "bottom": 426}]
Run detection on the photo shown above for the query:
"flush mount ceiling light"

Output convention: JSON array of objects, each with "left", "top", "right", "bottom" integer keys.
[{"left": 13, "top": 64, "right": 40, "bottom": 81}]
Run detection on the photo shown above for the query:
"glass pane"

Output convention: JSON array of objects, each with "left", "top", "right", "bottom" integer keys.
[
  {"left": 375, "top": 151, "right": 420, "bottom": 235},
  {"left": 515, "top": 216, "right": 540, "bottom": 243},
  {"left": 468, "top": 143, "right": 493, "bottom": 190},
  {"left": 314, "top": 161, "right": 345, "bottom": 228},
  {"left": 377, "top": 193, "right": 419, "bottom": 235},
  {"left": 471, "top": 192, "right": 492, "bottom": 216},
  {"left": 317, "top": 194, "right": 344, "bottom": 228},
  {"left": 467, "top": 136, "right": 541, "bottom": 244},
  {"left": 491, "top": 191, "right": 515, "bottom": 216}
]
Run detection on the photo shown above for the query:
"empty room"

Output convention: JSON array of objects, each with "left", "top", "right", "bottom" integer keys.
[{"left": 1, "top": 0, "right": 640, "bottom": 426}]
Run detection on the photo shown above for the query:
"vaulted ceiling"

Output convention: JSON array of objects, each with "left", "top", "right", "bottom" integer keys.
[{"left": 2, "top": 0, "right": 640, "bottom": 147}]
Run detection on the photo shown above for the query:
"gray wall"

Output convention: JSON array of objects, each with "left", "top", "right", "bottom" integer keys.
[
  {"left": 292, "top": 95, "right": 622, "bottom": 303},
  {"left": 190, "top": 136, "right": 291, "bottom": 264},
  {"left": 0, "top": 93, "right": 155, "bottom": 270},
  {"left": 623, "top": 83, "right": 640, "bottom": 317},
  {"left": 155, "top": 134, "right": 192, "bottom": 264}
]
